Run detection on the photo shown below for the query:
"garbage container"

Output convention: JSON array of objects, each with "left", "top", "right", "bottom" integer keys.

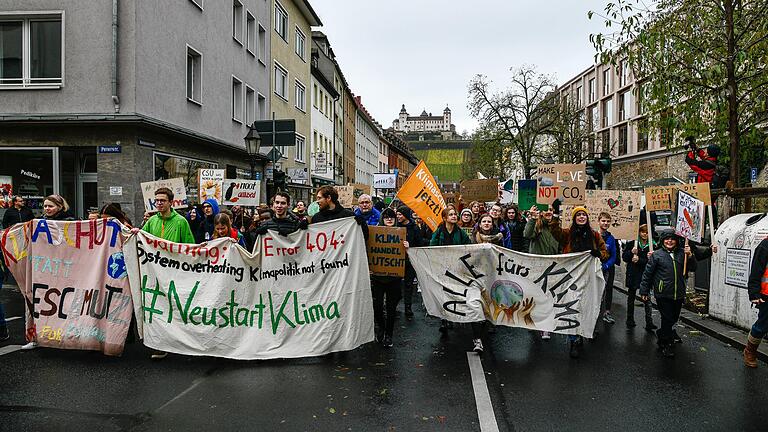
[{"left": 709, "top": 213, "right": 768, "bottom": 330}]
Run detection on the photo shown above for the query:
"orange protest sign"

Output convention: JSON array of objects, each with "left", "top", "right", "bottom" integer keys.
[{"left": 395, "top": 161, "right": 446, "bottom": 231}]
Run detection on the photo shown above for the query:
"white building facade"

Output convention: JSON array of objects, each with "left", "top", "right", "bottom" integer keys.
[
  {"left": 354, "top": 97, "right": 379, "bottom": 185},
  {"left": 392, "top": 105, "right": 453, "bottom": 133}
]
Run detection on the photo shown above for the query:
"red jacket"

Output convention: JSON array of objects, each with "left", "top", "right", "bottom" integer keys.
[{"left": 685, "top": 149, "right": 717, "bottom": 183}]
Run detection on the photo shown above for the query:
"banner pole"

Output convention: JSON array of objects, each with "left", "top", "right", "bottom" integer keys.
[
  {"left": 683, "top": 237, "right": 689, "bottom": 274},
  {"left": 707, "top": 204, "right": 716, "bottom": 252},
  {"left": 647, "top": 211, "right": 654, "bottom": 253}
]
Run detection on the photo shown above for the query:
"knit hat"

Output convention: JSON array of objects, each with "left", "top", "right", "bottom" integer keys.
[
  {"left": 571, "top": 206, "right": 589, "bottom": 220},
  {"left": 657, "top": 226, "right": 678, "bottom": 241},
  {"left": 706, "top": 144, "right": 720, "bottom": 157},
  {"left": 396, "top": 205, "right": 412, "bottom": 221},
  {"left": 460, "top": 209, "right": 472, "bottom": 218}
]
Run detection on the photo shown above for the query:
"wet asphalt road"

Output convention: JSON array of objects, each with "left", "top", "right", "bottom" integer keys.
[{"left": 1, "top": 284, "right": 768, "bottom": 432}]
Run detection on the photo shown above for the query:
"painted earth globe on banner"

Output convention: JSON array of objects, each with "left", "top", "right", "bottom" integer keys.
[
  {"left": 107, "top": 252, "right": 127, "bottom": 279},
  {"left": 490, "top": 280, "right": 524, "bottom": 307}
]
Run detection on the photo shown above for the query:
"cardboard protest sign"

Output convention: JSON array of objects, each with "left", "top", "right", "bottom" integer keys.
[
  {"left": 222, "top": 179, "right": 261, "bottom": 206},
  {"left": 124, "top": 218, "right": 374, "bottom": 360},
  {"left": 645, "top": 182, "right": 711, "bottom": 211},
  {"left": 141, "top": 178, "right": 189, "bottom": 212},
  {"left": 442, "top": 192, "right": 460, "bottom": 207},
  {"left": 198, "top": 168, "right": 225, "bottom": 203},
  {"left": 1, "top": 219, "right": 133, "bottom": 355},
  {"left": 367, "top": 226, "right": 406, "bottom": 277},
  {"left": 517, "top": 179, "right": 547, "bottom": 211},
  {"left": 535, "top": 163, "right": 586, "bottom": 205},
  {"left": 560, "top": 190, "right": 642, "bottom": 240},
  {"left": 674, "top": 190, "right": 705, "bottom": 242},
  {"left": 408, "top": 244, "right": 604, "bottom": 337},
  {"left": 460, "top": 179, "right": 499, "bottom": 203},
  {"left": 336, "top": 185, "right": 354, "bottom": 208},
  {"left": 395, "top": 161, "right": 446, "bottom": 231},
  {"left": 351, "top": 183, "right": 371, "bottom": 205}
]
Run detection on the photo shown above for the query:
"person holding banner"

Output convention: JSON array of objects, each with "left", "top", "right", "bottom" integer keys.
[
  {"left": 371, "top": 208, "right": 404, "bottom": 348},
  {"left": 42, "top": 195, "right": 76, "bottom": 221},
  {"left": 196, "top": 198, "right": 221, "bottom": 242},
  {"left": 312, "top": 186, "right": 357, "bottom": 223},
  {"left": 396, "top": 206, "right": 423, "bottom": 320},
  {"left": 622, "top": 224, "right": 656, "bottom": 331},
  {"left": 639, "top": 228, "right": 696, "bottom": 358},
  {"left": 505, "top": 205, "right": 528, "bottom": 253},
  {"left": 597, "top": 212, "right": 619, "bottom": 325},
  {"left": 251, "top": 192, "right": 304, "bottom": 238},
  {"left": 743, "top": 237, "right": 768, "bottom": 368},
  {"left": 557, "top": 206, "right": 609, "bottom": 358},
  {"left": 473, "top": 214, "right": 504, "bottom": 246},
  {"left": 212, "top": 213, "right": 246, "bottom": 247}
]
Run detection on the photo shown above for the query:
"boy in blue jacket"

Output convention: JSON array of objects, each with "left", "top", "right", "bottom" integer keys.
[{"left": 598, "top": 212, "right": 618, "bottom": 324}]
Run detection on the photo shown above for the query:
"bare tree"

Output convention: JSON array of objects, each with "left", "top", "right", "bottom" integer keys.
[
  {"left": 541, "top": 94, "right": 596, "bottom": 163},
  {"left": 467, "top": 65, "right": 557, "bottom": 179}
]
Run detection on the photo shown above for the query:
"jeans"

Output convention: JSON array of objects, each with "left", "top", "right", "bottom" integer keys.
[
  {"left": 626, "top": 285, "right": 653, "bottom": 326},
  {"left": 749, "top": 301, "right": 768, "bottom": 339},
  {"left": 656, "top": 297, "right": 684, "bottom": 346},
  {"left": 602, "top": 266, "right": 615, "bottom": 313},
  {"left": 372, "top": 279, "right": 402, "bottom": 337}
]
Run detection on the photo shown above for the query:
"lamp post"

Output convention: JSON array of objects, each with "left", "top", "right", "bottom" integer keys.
[{"left": 244, "top": 126, "right": 262, "bottom": 181}]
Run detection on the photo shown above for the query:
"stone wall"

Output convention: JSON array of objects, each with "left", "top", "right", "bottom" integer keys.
[{"left": 607, "top": 151, "right": 691, "bottom": 190}]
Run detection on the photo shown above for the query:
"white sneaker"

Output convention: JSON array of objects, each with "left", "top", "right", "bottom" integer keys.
[
  {"left": 21, "top": 341, "right": 38, "bottom": 350},
  {"left": 541, "top": 331, "right": 551, "bottom": 340},
  {"left": 472, "top": 338, "right": 484, "bottom": 354}
]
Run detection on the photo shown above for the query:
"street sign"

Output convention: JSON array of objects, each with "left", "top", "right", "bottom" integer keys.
[
  {"left": 251, "top": 119, "right": 296, "bottom": 146},
  {"left": 98, "top": 145, "right": 121, "bottom": 153},
  {"left": 313, "top": 152, "right": 327, "bottom": 174},
  {"left": 287, "top": 167, "right": 308, "bottom": 184},
  {"left": 751, "top": 167, "right": 759, "bottom": 183},
  {"left": 265, "top": 162, "right": 282, "bottom": 180},
  {"left": 266, "top": 147, "right": 283, "bottom": 161}
]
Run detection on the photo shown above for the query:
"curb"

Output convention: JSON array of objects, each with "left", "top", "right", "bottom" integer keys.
[{"left": 616, "top": 286, "right": 768, "bottom": 364}]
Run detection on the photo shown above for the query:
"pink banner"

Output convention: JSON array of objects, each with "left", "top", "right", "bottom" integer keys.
[{"left": 1, "top": 219, "right": 133, "bottom": 356}]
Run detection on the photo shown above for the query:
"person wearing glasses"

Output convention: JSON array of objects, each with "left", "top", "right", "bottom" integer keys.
[
  {"left": 353, "top": 194, "right": 380, "bottom": 226},
  {"left": 2, "top": 196, "right": 34, "bottom": 228}
]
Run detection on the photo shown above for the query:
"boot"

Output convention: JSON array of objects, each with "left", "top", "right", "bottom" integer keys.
[
  {"left": 0, "top": 325, "right": 8, "bottom": 342},
  {"left": 744, "top": 334, "right": 761, "bottom": 368}
]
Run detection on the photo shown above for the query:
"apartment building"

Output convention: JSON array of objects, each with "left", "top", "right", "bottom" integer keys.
[
  {"left": 353, "top": 96, "right": 379, "bottom": 186},
  {"left": 0, "top": 0, "right": 271, "bottom": 221},
  {"left": 558, "top": 60, "right": 690, "bottom": 189},
  {"left": 341, "top": 83, "right": 357, "bottom": 185},
  {"left": 269, "top": 0, "right": 321, "bottom": 202},
  {"left": 309, "top": 32, "right": 338, "bottom": 187}
]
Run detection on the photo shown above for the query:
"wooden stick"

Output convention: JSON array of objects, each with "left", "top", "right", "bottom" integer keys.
[
  {"left": 707, "top": 204, "right": 716, "bottom": 253},
  {"left": 647, "top": 211, "right": 654, "bottom": 253},
  {"left": 683, "top": 237, "right": 689, "bottom": 274}
]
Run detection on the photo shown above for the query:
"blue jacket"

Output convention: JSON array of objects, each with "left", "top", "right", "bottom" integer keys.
[
  {"left": 354, "top": 207, "right": 380, "bottom": 227},
  {"left": 601, "top": 230, "right": 617, "bottom": 271}
]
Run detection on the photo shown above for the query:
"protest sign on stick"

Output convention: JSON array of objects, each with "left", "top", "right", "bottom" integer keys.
[
  {"left": 674, "top": 190, "right": 705, "bottom": 243},
  {"left": 198, "top": 168, "right": 225, "bottom": 203},
  {"left": 222, "top": 179, "right": 261, "bottom": 206},
  {"left": 336, "top": 185, "right": 354, "bottom": 208},
  {"left": 395, "top": 161, "right": 446, "bottom": 231},
  {"left": 518, "top": 179, "right": 547, "bottom": 211},
  {"left": 559, "top": 190, "right": 641, "bottom": 240},
  {"left": 141, "top": 178, "right": 189, "bottom": 212},
  {"left": 535, "top": 163, "right": 586, "bottom": 205},
  {"left": 367, "top": 226, "right": 406, "bottom": 277},
  {"left": 460, "top": 179, "right": 499, "bottom": 203}
]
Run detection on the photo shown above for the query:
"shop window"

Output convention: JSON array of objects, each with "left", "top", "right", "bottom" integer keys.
[
  {"left": 154, "top": 152, "right": 217, "bottom": 202},
  {"left": 0, "top": 148, "right": 56, "bottom": 218}
]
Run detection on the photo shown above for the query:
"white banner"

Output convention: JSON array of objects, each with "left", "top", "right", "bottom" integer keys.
[
  {"left": 373, "top": 173, "right": 397, "bottom": 189},
  {"left": 124, "top": 218, "right": 374, "bottom": 359},
  {"left": 408, "top": 245, "right": 605, "bottom": 338}
]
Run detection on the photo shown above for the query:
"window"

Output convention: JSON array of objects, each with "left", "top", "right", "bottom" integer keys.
[
  {"left": 274, "top": 62, "right": 287, "bottom": 100},
  {"left": 618, "top": 125, "right": 628, "bottom": 156},
  {"left": 186, "top": 46, "right": 202, "bottom": 104},
  {"left": 637, "top": 119, "right": 649, "bottom": 151},
  {"left": 602, "top": 99, "right": 613, "bottom": 127},
  {"left": 232, "top": 76, "right": 243, "bottom": 122},
  {"left": 601, "top": 130, "right": 610, "bottom": 154},
  {"left": 295, "top": 80, "right": 306, "bottom": 111},
  {"left": 602, "top": 69, "right": 611, "bottom": 96},
  {"left": 588, "top": 78, "right": 596, "bottom": 102},
  {"left": 295, "top": 134, "right": 306, "bottom": 163},
  {"left": 618, "top": 91, "right": 631, "bottom": 121},
  {"left": 245, "top": 85, "right": 255, "bottom": 124},
  {"left": 619, "top": 59, "right": 629, "bottom": 87},
  {"left": 0, "top": 15, "right": 63, "bottom": 88},
  {"left": 275, "top": 1, "right": 288, "bottom": 41},
  {"left": 590, "top": 105, "right": 599, "bottom": 131},
  {"left": 257, "top": 93, "right": 266, "bottom": 119},
  {"left": 232, "top": 0, "right": 243, "bottom": 44},
  {"left": 246, "top": 11, "right": 256, "bottom": 55},
  {"left": 295, "top": 27, "right": 305, "bottom": 60},
  {"left": 258, "top": 24, "right": 267, "bottom": 63},
  {"left": 154, "top": 152, "right": 217, "bottom": 200},
  {"left": 575, "top": 86, "right": 583, "bottom": 107},
  {"left": 313, "top": 83, "right": 318, "bottom": 107}
]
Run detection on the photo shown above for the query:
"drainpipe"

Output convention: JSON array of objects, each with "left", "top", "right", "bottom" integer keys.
[{"left": 111, "top": 0, "right": 120, "bottom": 113}]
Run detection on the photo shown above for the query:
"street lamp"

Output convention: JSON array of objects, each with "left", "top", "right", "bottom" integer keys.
[{"left": 244, "top": 126, "right": 262, "bottom": 181}]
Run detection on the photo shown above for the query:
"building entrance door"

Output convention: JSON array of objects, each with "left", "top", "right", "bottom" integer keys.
[{"left": 78, "top": 172, "right": 98, "bottom": 219}]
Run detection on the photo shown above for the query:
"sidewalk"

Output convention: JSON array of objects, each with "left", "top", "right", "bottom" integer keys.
[{"left": 616, "top": 286, "right": 768, "bottom": 363}]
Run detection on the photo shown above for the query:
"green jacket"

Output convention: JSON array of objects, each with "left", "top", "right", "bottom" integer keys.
[
  {"left": 523, "top": 218, "right": 561, "bottom": 255},
  {"left": 142, "top": 210, "right": 195, "bottom": 244},
  {"left": 429, "top": 224, "right": 471, "bottom": 246}
]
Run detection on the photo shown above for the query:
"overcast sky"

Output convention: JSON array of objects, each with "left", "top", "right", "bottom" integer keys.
[{"left": 312, "top": 0, "right": 610, "bottom": 134}]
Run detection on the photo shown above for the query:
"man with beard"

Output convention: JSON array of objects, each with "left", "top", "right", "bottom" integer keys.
[
  {"left": 311, "top": 185, "right": 367, "bottom": 238},
  {"left": 252, "top": 192, "right": 305, "bottom": 238}
]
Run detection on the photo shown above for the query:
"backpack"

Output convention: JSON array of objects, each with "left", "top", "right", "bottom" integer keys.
[{"left": 712, "top": 164, "right": 730, "bottom": 189}]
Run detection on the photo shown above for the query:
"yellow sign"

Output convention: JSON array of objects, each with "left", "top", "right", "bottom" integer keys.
[{"left": 645, "top": 183, "right": 711, "bottom": 211}]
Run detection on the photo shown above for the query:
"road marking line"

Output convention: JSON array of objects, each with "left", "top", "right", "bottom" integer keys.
[
  {"left": 467, "top": 352, "right": 500, "bottom": 432},
  {"left": 154, "top": 377, "right": 205, "bottom": 413},
  {"left": 5, "top": 316, "right": 22, "bottom": 322},
  {"left": 0, "top": 345, "right": 22, "bottom": 356}
]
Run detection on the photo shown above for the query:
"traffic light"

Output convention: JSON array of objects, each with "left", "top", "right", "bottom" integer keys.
[
  {"left": 596, "top": 157, "right": 612, "bottom": 174},
  {"left": 585, "top": 157, "right": 612, "bottom": 189},
  {"left": 274, "top": 169, "right": 287, "bottom": 191}
]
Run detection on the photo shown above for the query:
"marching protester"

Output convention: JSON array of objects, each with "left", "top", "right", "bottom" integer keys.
[
  {"left": 196, "top": 198, "right": 221, "bottom": 242},
  {"left": 504, "top": 204, "right": 528, "bottom": 252},
  {"left": 597, "top": 212, "right": 619, "bottom": 325},
  {"left": 557, "top": 205, "right": 609, "bottom": 358},
  {"left": 524, "top": 202, "right": 562, "bottom": 340},
  {"left": 212, "top": 213, "right": 246, "bottom": 247},
  {"left": 1, "top": 195, "right": 34, "bottom": 228},
  {"left": 42, "top": 195, "right": 76, "bottom": 221},
  {"left": 412, "top": 212, "right": 433, "bottom": 245},
  {"left": 473, "top": 214, "right": 504, "bottom": 246},
  {"left": 622, "top": 224, "right": 656, "bottom": 331},
  {"left": 396, "top": 205, "right": 422, "bottom": 320},
  {"left": 94, "top": 203, "right": 133, "bottom": 228},
  {"left": 371, "top": 208, "right": 405, "bottom": 348},
  {"left": 428, "top": 205, "right": 484, "bottom": 353},
  {"left": 230, "top": 205, "right": 253, "bottom": 233},
  {"left": 468, "top": 200, "right": 482, "bottom": 223},
  {"left": 251, "top": 192, "right": 305, "bottom": 238},
  {"left": 354, "top": 194, "right": 380, "bottom": 226},
  {"left": 639, "top": 227, "right": 696, "bottom": 359},
  {"left": 459, "top": 209, "right": 474, "bottom": 229},
  {"left": 312, "top": 185, "right": 357, "bottom": 224},
  {"left": 488, "top": 204, "right": 512, "bottom": 248},
  {"left": 135, "top": 187, "right": 196, "bottom": 359},
  {"left": 292, "top": 200, "right": 308, "bottom": 221},
  {"left": 744, "top": 236, "right": 768, "bottom": 368}
]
